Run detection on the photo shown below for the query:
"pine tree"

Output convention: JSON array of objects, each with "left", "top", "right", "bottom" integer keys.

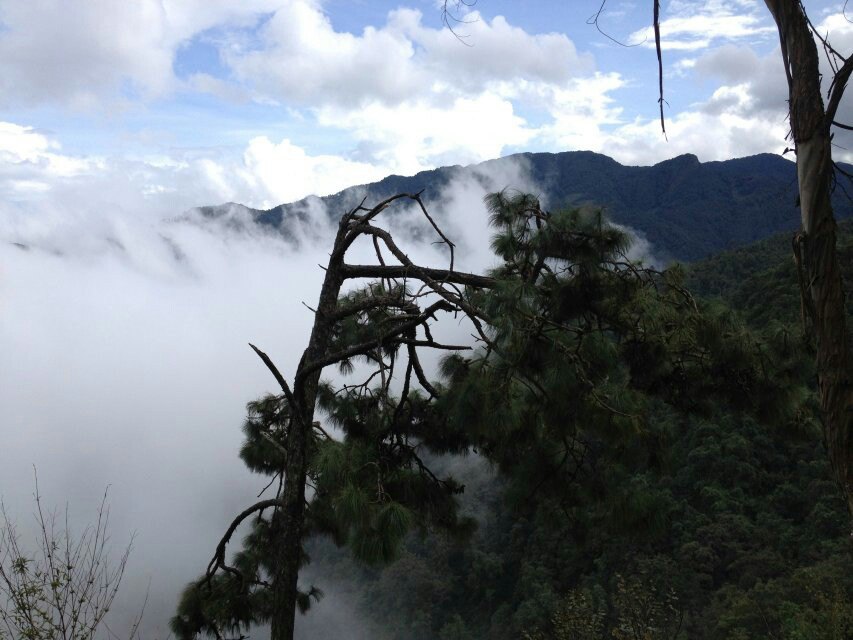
[
  {"left": 436, "top": 192, "right": 803, "bottom": 511},
  {"left": 171, "top": 194, "right": 490, "bottom": 640},
  {"left": 172, "top": 190, "right": 812, "bottom": 640}
]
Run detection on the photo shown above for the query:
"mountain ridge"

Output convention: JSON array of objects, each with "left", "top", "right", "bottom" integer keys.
[{"left": 193, "top": 150, "right": 852, "bottom": 262}]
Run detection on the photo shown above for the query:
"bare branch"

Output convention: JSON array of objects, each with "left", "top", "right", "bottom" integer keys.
[
  {"left": 298, "top": 300, "right": 456, "bottom": 380},
  {"left": 205, "top": 499, "right": 283, "bottom": 584},
  {"left": 312, "top": 420, "right": 334, "bottom": 441},
  {"left": 408, "top": 343, "right": 440, "bottom": 398},
  {"left": 342, "top": 263, "right": 495, "bottom": 289},
  {"left": 249, "top": 343, "right": 299, "bottom": 414},
  {"left": 409, "top": 192, "right": 456, "bottom": 272},
  {"left": 393, "top": 359, "right": 415, "bottom": 424},
  {"left": 0, "top": 475, "right": 137, "bottom": 640},
  {"left": 653, "top": 0, "right": 667, "bottom": 137},
  {"left": 401, "top": 339, "right": 472, "bottom": 351},
  {"left": 825, "top": 55, "right": 853, "bottom": 129},
  {"left": 586, "top": 0, "right": 645, "bottom": 47},
  {"left": 441, "top": 0, "right": 479, "bottom": 43},
  {"left": 353, "top": 224, "right": 494, "bottom": 343}
]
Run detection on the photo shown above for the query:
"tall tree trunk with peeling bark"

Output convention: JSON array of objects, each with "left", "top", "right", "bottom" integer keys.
[{"left": 764, "top": 0, "right": 853, "bottom": 517}]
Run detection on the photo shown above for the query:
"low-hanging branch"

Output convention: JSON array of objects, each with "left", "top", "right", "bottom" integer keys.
[
  {"left": 204, "top": 498, "right": 284, "bottom": 587},
  {"left": 825, "top": 55, "right": 853, "bottom": 130},
  {"left": 249, "top": 343, "right": 300, "bottom": 415}
]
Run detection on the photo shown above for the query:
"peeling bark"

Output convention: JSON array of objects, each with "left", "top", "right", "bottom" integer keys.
[{"left": 765, "top": 0, "right": 853, "bottom": 517}]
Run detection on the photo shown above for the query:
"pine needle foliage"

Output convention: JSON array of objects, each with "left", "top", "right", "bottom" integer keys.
[
  {"left": 172, "top": 331, "right": 473, "bottom": 638},
  {"left": 312, "top": 381, "right": 472, "bottom": 565},
  {"left": 438, "top": 190, "right": 811, "bottom": 520},
  {"left": 330, "top": 215, "right": 849, "bottom": 640},
  {"left": 172, "top": 191, "right": 481, "bottom": 640}
]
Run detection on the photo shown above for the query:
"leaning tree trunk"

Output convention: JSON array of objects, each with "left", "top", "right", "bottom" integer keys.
[
  {"left": 249, "top": 194, "right": 492, "bottom": 639},
  {"left": 268, "top": 218, "right": 349, "bottom": 640},
  {"left": 765, "top": 0, "right": 853, "bottom": 517}
]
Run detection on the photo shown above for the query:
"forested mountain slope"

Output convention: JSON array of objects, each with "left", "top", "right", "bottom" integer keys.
[
  {"left": 687, "top": 219, "right": 853, "bottom": 325},
  {"left": 195, "top": 152, "right": 853, "bottom": 262}
]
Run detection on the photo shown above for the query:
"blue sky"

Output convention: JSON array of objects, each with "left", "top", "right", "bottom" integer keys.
[{"left": 0, "top": 0, "right": 849, "bottom": 210}]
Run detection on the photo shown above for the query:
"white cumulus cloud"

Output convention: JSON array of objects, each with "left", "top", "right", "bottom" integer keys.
[
  {"left": 242, "top": 136, "right": 388, "bottom": 205},
  {"left": 628, "top": 0, "right": 775, "bottom": 51},
  {"left": 317, "top": 93, "right": 534, "bottom": 174},
  {"left": 221, "top": 2, "right": 593, "bottom": 108},
  {"left": 0, "top": 0, "right": 282, "bottom": 108}
]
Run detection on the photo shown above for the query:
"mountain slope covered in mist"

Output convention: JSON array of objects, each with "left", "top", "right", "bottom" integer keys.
[{"left": 195, "top": 151, "right": 853, "bottom": 262}]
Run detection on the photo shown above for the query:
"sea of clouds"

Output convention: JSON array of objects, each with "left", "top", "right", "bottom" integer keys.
[{"left": 0, "top": 152, "right": 572, "bottom": 638}]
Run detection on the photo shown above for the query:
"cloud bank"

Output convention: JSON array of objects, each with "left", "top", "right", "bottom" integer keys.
[{"left": 0, "top": 147, "right": 554, "bottom": 638}]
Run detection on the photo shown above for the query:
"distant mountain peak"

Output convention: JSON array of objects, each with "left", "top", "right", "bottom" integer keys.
[{"left": 654, "top": 153, "right": 700, "bottom": 167}]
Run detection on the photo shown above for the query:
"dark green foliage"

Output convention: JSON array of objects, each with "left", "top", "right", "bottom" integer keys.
[
  {"left": 170, "top": 514, "right": 323, "bottom": 638},
  {"left": 310, "top": 382, "right": 473, "bottom": 565},
  {"left": 313, "top": 411, "right": 849, "bottom": 639},
  {"left": 172, "top": 281, "right": 473, "bottom": 639},
  {"left": 300, "top": 201, "right": 851, "bottom": 640},
  {"left": 687, "top": 219, "right": 853, "bottom": 327},
  {"left": 437, "top": 191, "right": 806, "bottom": 511},
  {"left": 178, "top": 190, "right": 851, "bottom": 640},
  {"left": 239, "top": 395, "right": 290, "bottom": 474}
]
